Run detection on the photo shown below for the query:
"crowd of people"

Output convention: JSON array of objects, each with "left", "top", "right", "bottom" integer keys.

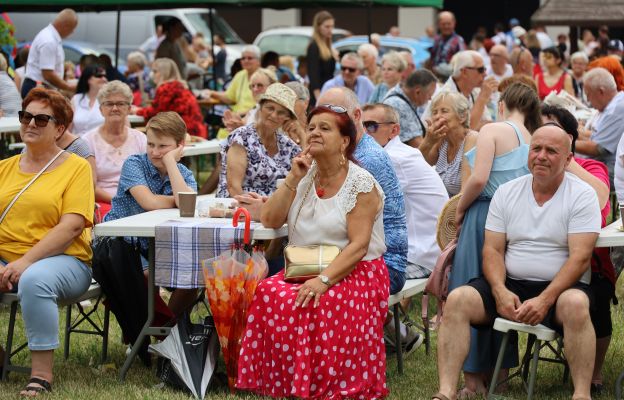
[{"left": 0, "top": 6, "right": 623, "bottom": 400}]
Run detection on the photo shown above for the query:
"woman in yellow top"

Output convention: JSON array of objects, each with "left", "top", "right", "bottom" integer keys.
[{"left": 0, "top": 88, "right": 94, "bottom": 396}]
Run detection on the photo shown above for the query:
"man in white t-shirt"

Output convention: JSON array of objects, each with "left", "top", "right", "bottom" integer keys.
[
  {"left": 22, "top": 9, "right": 78, "bottom": 98},
  {"left": 362, "top": 103, "right": 448, "bottom": 278},
  {"left": 432, "top": 125, "right": 601, "bottom": 400}
]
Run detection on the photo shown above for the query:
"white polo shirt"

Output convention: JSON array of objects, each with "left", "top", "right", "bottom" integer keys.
[
  {"left": 24, "top": 24, "right": 64, "bottom": 85},
  {"left": 384, "top": 137, "right": 449, "bottom": 272}
]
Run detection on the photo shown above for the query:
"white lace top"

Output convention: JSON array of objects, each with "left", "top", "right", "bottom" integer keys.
[{"left": 287, "top": 161, "right": 387, "bottom": 260}]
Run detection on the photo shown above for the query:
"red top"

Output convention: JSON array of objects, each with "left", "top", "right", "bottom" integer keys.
[
  {"left": 575, "top": 157, "right": 616, "bottom": 284},
  {"left": 138, "top": 80, "right": 207, "bottom": 139},
  {"left": 536, "top": 70, "right": 568, "bottom": 100}
]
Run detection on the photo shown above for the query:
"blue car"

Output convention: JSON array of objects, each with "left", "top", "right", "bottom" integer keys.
[{"left": 333, "top": 35, "right": 431, "bottom": 68}]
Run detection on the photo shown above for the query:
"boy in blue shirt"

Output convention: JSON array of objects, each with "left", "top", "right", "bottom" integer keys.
[{"left": 105, "top": 111, "right": 197, "bottom": 315}]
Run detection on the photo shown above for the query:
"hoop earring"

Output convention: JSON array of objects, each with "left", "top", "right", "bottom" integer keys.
[{"left": 340, "top": 153, "right": 346, "bottom": 166}]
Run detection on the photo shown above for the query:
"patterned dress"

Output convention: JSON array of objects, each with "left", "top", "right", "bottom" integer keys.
[
  {"left": 216, "top": 124, "right": 301, "bottom": 198},
  {"left": 237, "top": 162, "right": 390, "bottom": 399}
]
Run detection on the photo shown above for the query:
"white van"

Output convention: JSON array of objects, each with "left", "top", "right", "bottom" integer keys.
[{"left": 9, "top": 8, "right": 245, "bottom": 67}]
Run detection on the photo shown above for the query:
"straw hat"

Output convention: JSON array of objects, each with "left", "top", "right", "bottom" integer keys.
[
  {"left": 436, "top": 194, "right": 462, "bottom": 250},
  {"left": 259, "top": 83, "right": 297, "bottom": 119}
]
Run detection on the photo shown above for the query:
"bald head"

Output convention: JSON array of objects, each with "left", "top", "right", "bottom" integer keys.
[
  {"left": 529, "top": 125, "right": 572, "bottom": 182},
  {"left": 438, "top": 11, "right": 456, "bottom": 36},
  {"left": 53, "top": 9, "right": 78, "bottom": 38}
]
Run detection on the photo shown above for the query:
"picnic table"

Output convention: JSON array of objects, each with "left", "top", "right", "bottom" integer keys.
[
  {"left": 93, "top": 200, "right": 287, "bottom": 381},
  {"left": 596, "top": 219, "right": 624, "bottom": 400}
]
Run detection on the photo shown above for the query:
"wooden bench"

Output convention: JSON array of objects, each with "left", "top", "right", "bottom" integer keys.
[
  {"left": 387, "top": 278, "right": 429, "bottom": 374},
  {"left": 0, "top": 281, "right": 110, "bottom": 381}
]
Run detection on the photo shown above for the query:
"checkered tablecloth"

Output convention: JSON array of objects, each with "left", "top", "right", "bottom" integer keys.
[{"left": 154, "top": 220, "right": 255, "bottom": 288}]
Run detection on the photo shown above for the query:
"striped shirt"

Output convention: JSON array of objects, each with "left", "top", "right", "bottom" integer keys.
[{"left": 435, "top": 139, "right": 464, "bottom": 197}]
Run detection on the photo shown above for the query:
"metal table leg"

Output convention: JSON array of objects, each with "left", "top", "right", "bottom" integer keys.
[
  {"left": 119, "top": 238, "right": 170, "bottom": 381},
  {"left": 616, "top": 369, "right": 624, "bottom": 400}
]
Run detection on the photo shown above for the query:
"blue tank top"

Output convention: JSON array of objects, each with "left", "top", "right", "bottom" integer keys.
[{"left": 464, "top": 121, "right": 530, "bottom": 198}]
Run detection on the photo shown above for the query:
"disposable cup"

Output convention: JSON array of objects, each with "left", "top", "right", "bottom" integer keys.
[{"left": 179, "top": 192, "right": 197, "bottom": 217}]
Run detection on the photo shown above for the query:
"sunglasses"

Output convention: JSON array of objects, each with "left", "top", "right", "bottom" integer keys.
[
  {"left": 341, "top": 66, "right": 357, "bottom": 73},
  {"left": 363, "top": 120, "right": 395, "bottom": 133},
  {"left": 319, "top": 104, "right": 347, "bottom": 114},
  {"left": 93, "top": 71, "right": 107, "bottom": 78},
  {"left": 465, "top": 66, "right": 486, "bottom": 74},
  {"left": 18, "top": 111, "right": 58, "bottom": 128}
]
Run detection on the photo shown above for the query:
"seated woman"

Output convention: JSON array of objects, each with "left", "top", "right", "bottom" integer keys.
[
  {"left": 216, "top": 83, "right": 301, "bottom": 198},
  {"left": 83, "top": 81, "right": 147, "bottom": 217},
  {"left": 0, "top": 87, "right": 94, "bottom": 396},
  {"left": 125, "top": 51, "right": 151, "bottom": 107},
  {"left": 71, "top": 64, "right": 107, "bottom": 136},
  {"left": 134, "top": 57, "right": 207, "bottom": 139},
  {"left": 222, "top": 67, "right": 277, "bottom": 132},
  {"left": 419, "top": 91, "right": 477, "bottom": 197},
  {"left": 368, "top": 51, "right": 406, "bottom": 103},
  {"left": 237, "top": 105, "right": 389, "bottom": 399}
]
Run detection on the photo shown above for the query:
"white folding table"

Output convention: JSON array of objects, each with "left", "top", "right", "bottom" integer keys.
[{"left": 94, "top": 205, "right": 287, "bottom": 381}]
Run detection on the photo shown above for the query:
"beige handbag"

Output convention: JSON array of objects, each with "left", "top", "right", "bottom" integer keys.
[{"left": 283, "top": 171, "right": 341, "bottom": 283}]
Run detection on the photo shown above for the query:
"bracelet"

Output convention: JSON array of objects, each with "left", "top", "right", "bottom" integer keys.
[{"left": 283, "top": 180, "right": 297, "bottom": 192}]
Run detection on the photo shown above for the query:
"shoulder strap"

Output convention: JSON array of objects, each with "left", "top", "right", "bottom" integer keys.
[
  {"left": 385, "top": 92, "right": 427, "bottom": 137},
  {"left": 503, "top": 120, "right": 526, "bottom": 145},
  {"left": 0, "top": 150, "right": 65, "bottom": 224},
  {"left": 289, "top": 169, "right": 315, "bottom": 241}
]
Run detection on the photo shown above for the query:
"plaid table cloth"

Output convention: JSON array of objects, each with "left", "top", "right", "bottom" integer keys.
[{"left": 154, "top": 220, "right": 255, "bottom": 288}]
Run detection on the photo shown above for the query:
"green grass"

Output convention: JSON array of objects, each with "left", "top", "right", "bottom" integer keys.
[{"left": 0, "top": 296, "right": 622, "bottom": 399}]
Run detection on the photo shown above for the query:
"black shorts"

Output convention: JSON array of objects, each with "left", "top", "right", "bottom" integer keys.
[
  {"left": 466, "top": 277, "right": 593, "bottom": 335},
  {"left": 589, "top": 271, "right": 615, "bottom": 338}
]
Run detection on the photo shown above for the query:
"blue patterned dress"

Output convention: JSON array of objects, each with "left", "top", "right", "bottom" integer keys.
[
  {"left": 449, "top": 121, "right": 530, "bottom": 373},
  {"left": 217, "top": 124, "right": 301, "bottom": 198}
]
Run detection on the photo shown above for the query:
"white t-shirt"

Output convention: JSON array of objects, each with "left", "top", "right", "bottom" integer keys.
[
  {"left": 385, "top": 137, "right": 448, "bottom": 272},
  {"left": 288, "top": 161, "right": 387, "bottom": 261},
  {"left": 24, "top": 24, "right": 64, "bottom": 85},
  {"left": 485, "top": 173, "right": 600, "bottom": 284},
  {"left": 71, "top": 95, "right": 105, "bottom": 136}
]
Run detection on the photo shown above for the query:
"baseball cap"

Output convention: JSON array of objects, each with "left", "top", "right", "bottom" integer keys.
[{"left": 607, "top": 39, "right": 624, "bottom": 52}]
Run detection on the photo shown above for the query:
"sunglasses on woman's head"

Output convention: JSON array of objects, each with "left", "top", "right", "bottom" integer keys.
[
  {"left": 18, "top": 111, "right": 58, "bottom": 127},
  {"left": 319, "top": 104, "right": 347, "bottom": 114}
]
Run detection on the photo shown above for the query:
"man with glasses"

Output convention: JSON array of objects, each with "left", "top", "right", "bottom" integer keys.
[
  {"left": 22, "top": 9, "right": 78, "bottom": 98},
  {"left": 320, "top": 52, "right": 374, "bottom": 105},
  {"left": 425, "top": 50, "right": 497, "bottom": 130},
  {"left": 383, "top": 70, "right": 437, "bottom": 148}
]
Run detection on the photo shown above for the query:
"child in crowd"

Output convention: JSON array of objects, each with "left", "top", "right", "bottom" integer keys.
[{"left": 104, "top": 111, "right": 198, "bottom": 316}]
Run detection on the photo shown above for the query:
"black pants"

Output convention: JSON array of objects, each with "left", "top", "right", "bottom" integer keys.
[{"left": 21, "top": 78, "right": 38, "bottom": 99}]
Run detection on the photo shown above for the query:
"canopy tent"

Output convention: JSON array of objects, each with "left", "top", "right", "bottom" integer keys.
[
  {"left": 1, "top": 0, "right": 442, "bottom": 12},
  {"left": 531, "top": 0, "right": 624, "bottom": 27}
]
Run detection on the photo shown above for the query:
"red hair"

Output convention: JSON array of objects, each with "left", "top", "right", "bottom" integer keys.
[
  {"left": 307, "top": 106, "right": 357, "bottom": 163},
  {"left": 22, "top": 87, "right": 73, "bottom": 131},
  {"left": 589, "top": 56, "right": 624, "bottom": 91}
]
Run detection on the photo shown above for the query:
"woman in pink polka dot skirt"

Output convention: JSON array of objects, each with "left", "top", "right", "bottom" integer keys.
[{"left": 236, "top": 106, "right": 390, "bottom": 399}]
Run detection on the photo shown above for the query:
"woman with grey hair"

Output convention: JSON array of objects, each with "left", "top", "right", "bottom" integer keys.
[
  {"left": 0, "top": 54, "right": 21, "bottom": 117},
  {"left": 419, "top": 91, "right": 476, "bottom": 196},
  {"left": 570, "top": 51, "right": 589, "bottom": 101},
  {"left": 283, "top": 81, "right": 310, "bottom": 146},
  {"left": 125, "top": 51, "right": 150, "bottom": 106},
  {"left": 82, "top": 80, "right": 147, "bottom": 216},
  {"left": 368, "top": 51, "right": 406, "bottom": 103}
]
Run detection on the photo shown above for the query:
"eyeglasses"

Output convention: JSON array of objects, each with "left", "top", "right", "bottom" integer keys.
[
  {"left": 363, "top": 120, "right": 395, "bottom": 133},
  {"left": 262, "top": 103, "right": 291, "bottom": 119},
  {"left": 319, "top": 104, "right": 347, "bottom": 114},
  {"left": 249, "top": 83, "right": 266, "bottom": 89},
  {"left": 101, "top": 101, "right": 130, "bottom": 109},
  {"left": 341, "top": 66, "right": 357, "bottom": 73},
  {"left": 18, "top": 111, "right": 58, "bottom": 127},
  {"left": 241, "top": 56, "right": 256, "bottom": 61},
  {"left": 465, "top": 66, "right": 486, "bottom": 74}
]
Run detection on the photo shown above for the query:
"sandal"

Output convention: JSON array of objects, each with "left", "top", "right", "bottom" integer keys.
[
  {"left": 21, "top": 377, "right": 52, "bottom": 396},
  {"left": 432, "top": 393, "right": 451, "bottom": 400},
  {"left": 457, "top": 386, "right": 487, "bottom": 399}
]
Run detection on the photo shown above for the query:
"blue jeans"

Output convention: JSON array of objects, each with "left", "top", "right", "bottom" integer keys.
[
  {"left": 13, "top": 255, "right": 92, "bottom": 350},
  {"left": 387, "top": 267, "right": 406, "bottom": 295}
]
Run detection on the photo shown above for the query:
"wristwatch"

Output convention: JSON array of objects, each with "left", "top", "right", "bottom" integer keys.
[{"left": 319, "top": 274, "right": 331, "bottom": 286}]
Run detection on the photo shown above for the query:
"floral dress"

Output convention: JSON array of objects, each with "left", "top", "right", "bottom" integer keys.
[
  {"left": 137, "top": 80, "right": 207, "bottom": 138},
  {"left": 217, "top": 124, "right": 301, "bottom": 198}
]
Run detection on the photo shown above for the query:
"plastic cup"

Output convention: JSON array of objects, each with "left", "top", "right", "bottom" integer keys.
[{"left": 178, "top": 192, "right": 197, "bottom": 217}]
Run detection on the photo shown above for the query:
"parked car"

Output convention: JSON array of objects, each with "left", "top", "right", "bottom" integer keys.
[
  {"left": 333, "top": 35, "right": 431, "bottom": 68},
  {"left": 17, "top": 40, "right": 127, "bottom": 71},
  {"left": 253, "top": 26, "right": 350, "bottom": 58}
]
